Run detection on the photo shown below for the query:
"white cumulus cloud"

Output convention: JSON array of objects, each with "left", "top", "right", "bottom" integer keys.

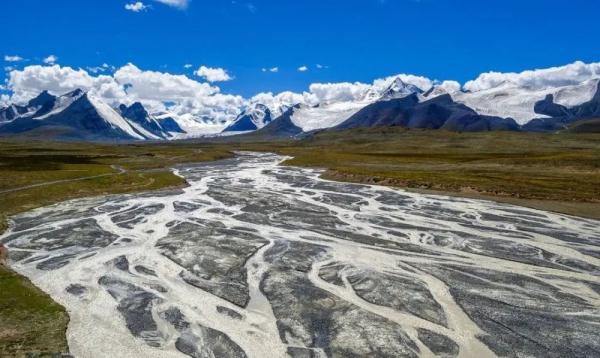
[
  {"left": 249, "top": 91, "right": 305, "bottom": 116},
  {"left": 308, "top": 82, "right": 372, "bottom": 103},
  {"left": 194, "top": 66, "right": 232, "bottom": 82},
  {"left": 4, "top": 55, "right": 24, "bottom": 62},
  {"left": 115, "top": 63, "right": 218, "bottom": 101},
  {"left": 437, "top": 80, "right": 461, "bottom": 93},
  {"left": 154, "top": 0, "right": 189, "bottom": 9},
  {"left": 0, "top": 94, "right": 10, "bottom": 107},
  {"left": 86, "top": 65, "right": 110, "bottom": 74},
  {"left": 372, "top": 73, "right": 434, "bottom": 92},
  {"left": 6, "top": 63, "right": 243, "bottom": 124},
  {"left": 43, "top": 55, "right": 58, "bottom": 65},
  {"left": 249, "top": 73, "right": 443, "bottom": 111},
  {"left": 298, "top": 66, "right": 308, "bottom": 72},
  {"left": 251, "top": 91, "right": 304, "bottom": 108},
  {"left": 125, "top": 2, "right": 148, "bottom": 12},
  {"left": 8, "top": 65, "right": 97, "bottom": 102},
  {"left": 464, "top": 61, "right": 600, "bottom": 92},
  {"left": 262, "top": 67, "right": 279, "bottom": 73}
]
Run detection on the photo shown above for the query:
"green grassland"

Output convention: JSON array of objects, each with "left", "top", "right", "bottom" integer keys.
[
  {"left": 1, "top": 129, "right": 600, "bottom": 356},
  {"left": 0, "top": 265, "right": 70, "bottom": 357},
  {"left": 0, "top": 140, "right": 232, "bottom": 223}
]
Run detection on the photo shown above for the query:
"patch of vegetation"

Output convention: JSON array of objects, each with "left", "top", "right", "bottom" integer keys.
[
  {"left": 0, "top": 265, "right": 69, "bottom": 357},
  {"left": 0, "top": 140, "right": 232, "bottom": 216}
]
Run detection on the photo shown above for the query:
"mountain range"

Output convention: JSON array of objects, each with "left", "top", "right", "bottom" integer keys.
[
  {"left": 1, "top": 72, "right": 599, "bottom": 141},
  {"left": 249, "top": 77, "right": 600, "bottom": 138},
  {"left": 0, "top": 90, "right": 183, "bottom": 141}
]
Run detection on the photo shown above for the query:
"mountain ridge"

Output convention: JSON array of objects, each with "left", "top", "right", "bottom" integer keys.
[
  {"left": 0, "top": 91, "right": 183, "bottom": 141},
  {"left": 1, "top": 69, "right": 600, "bottom": 141}
]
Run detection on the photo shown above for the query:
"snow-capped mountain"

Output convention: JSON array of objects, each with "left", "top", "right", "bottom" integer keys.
[
  {"left": 0, "top": 90, "right": 61, "bottom": 122},
  {"left": 253, "top": 76, "right": 600, "bottom": 137},
  {"left": 0, "top": 90, "right": 181, "bottom": 141},
  {"left": 522, "top": 81, "right": 600, "bottom": 131},
  {"left": 118, "top": 102, "right": 175, "bottom": 139},
  {"left": 2, "top": 63, "right": 599, "bottom": 141},
  {"left": 0, "top": 104, "right": 29, "bottom": 122},
  {"left": 224, "top": 76, "right": 426, "bottom": 135},
  {"left": 336, "top": 93, "right": 520, "bottom": 131},
  {"left": 251, "top": 77, "right": 426, "bottom": 136},
  {"left": 153, "top": 114, "right": 186, "bottom": 134},
  {"left": 34, "top": 89, "right": 85, "bottom": 120},
  {"left": 248, "top": 100, "right": 373, "bottom": 135},
  {"left": 249, "top": 105, "right": 304, "bottom": 138},
  {"left": 422, "top": 85, "right": 452, "bottom": 99},
  {"left": 451, "top": 78, "right": 600, "bottom": 125},
  {"left": 365, "top": 77, "right": 598, "bottom": 131},
  {"left": 157, "top": 112, "right": 228, "bottom": 138},
  {"left": 379, "top": 77, "right": 424, "bottom": 100},
  {"left": 288, "top": 101, "right": 373, "bottom": 132},
  {"left": 222, "top": 103, "right": 273, "bottom": 132},
  {"left": 334, "top": 79, "right": 600, "bottom": 132}
]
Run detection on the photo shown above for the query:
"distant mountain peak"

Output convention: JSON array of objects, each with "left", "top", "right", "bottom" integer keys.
[
  {"left": 120, "top": 102, "right": 151, "bottom": 123},
  {"left": 0, "top": 89, "right": 181, "bottom": 141},
  {"left": 65, "top": 88, "right": 85, "bottom": 98},
  {"left": 118, "top": 102, "right": 170, "bottom": 138},
  {"left": 380, "top": 77, "right": 423, "bottom": 100},
  {"left": 222, "top": 102, "right": 273, "bottom": 132},
  {"left": 423, "top": 84, "right": 451, "bottom": 99},
  {"left": 27, "top": 90, "right": 57, "bottom": 108}
]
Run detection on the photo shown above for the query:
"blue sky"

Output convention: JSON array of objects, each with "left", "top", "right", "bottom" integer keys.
[{"left": 2, "top": 0, "right": 600, "bottom": 97}]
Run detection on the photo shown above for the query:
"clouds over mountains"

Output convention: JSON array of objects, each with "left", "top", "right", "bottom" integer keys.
[
  {"left": 464, "top": 61, "right": 600, "bottom": 92},
  {"left": 3, "top": 61, "right": 600, "bottom": 124},
  {"left": 194, "top": 66, "right": 233, "bottom": 82},
  {"left": 5, "top": 63, "right": 240, "bottom": 123}
]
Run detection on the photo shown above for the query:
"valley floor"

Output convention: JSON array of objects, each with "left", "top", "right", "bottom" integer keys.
[
  {"left": 0, "top": 129, "right": 599, "bottom": 356},
  {"left": 3, "top": 152, "right": 600, "bottom": 358},
  {"left": 233, "top": 128, "right": 600, "bottom": 220}
]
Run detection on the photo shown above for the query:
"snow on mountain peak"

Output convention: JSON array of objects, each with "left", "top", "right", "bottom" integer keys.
[
  {"left": 86, "top": 94, "right": 147, "bottom": 140},
  {"left": 246, "top": 103, "right": 271, "bottom": 126},
  {"left": 222, "top": 102, "right": 273, "bottom": 132},
  {"left": 32, "top": 89, "right": 84, "bottom": 120},
  {"left": 379, "top": 77, "right": 423, "bottom": 100}
]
